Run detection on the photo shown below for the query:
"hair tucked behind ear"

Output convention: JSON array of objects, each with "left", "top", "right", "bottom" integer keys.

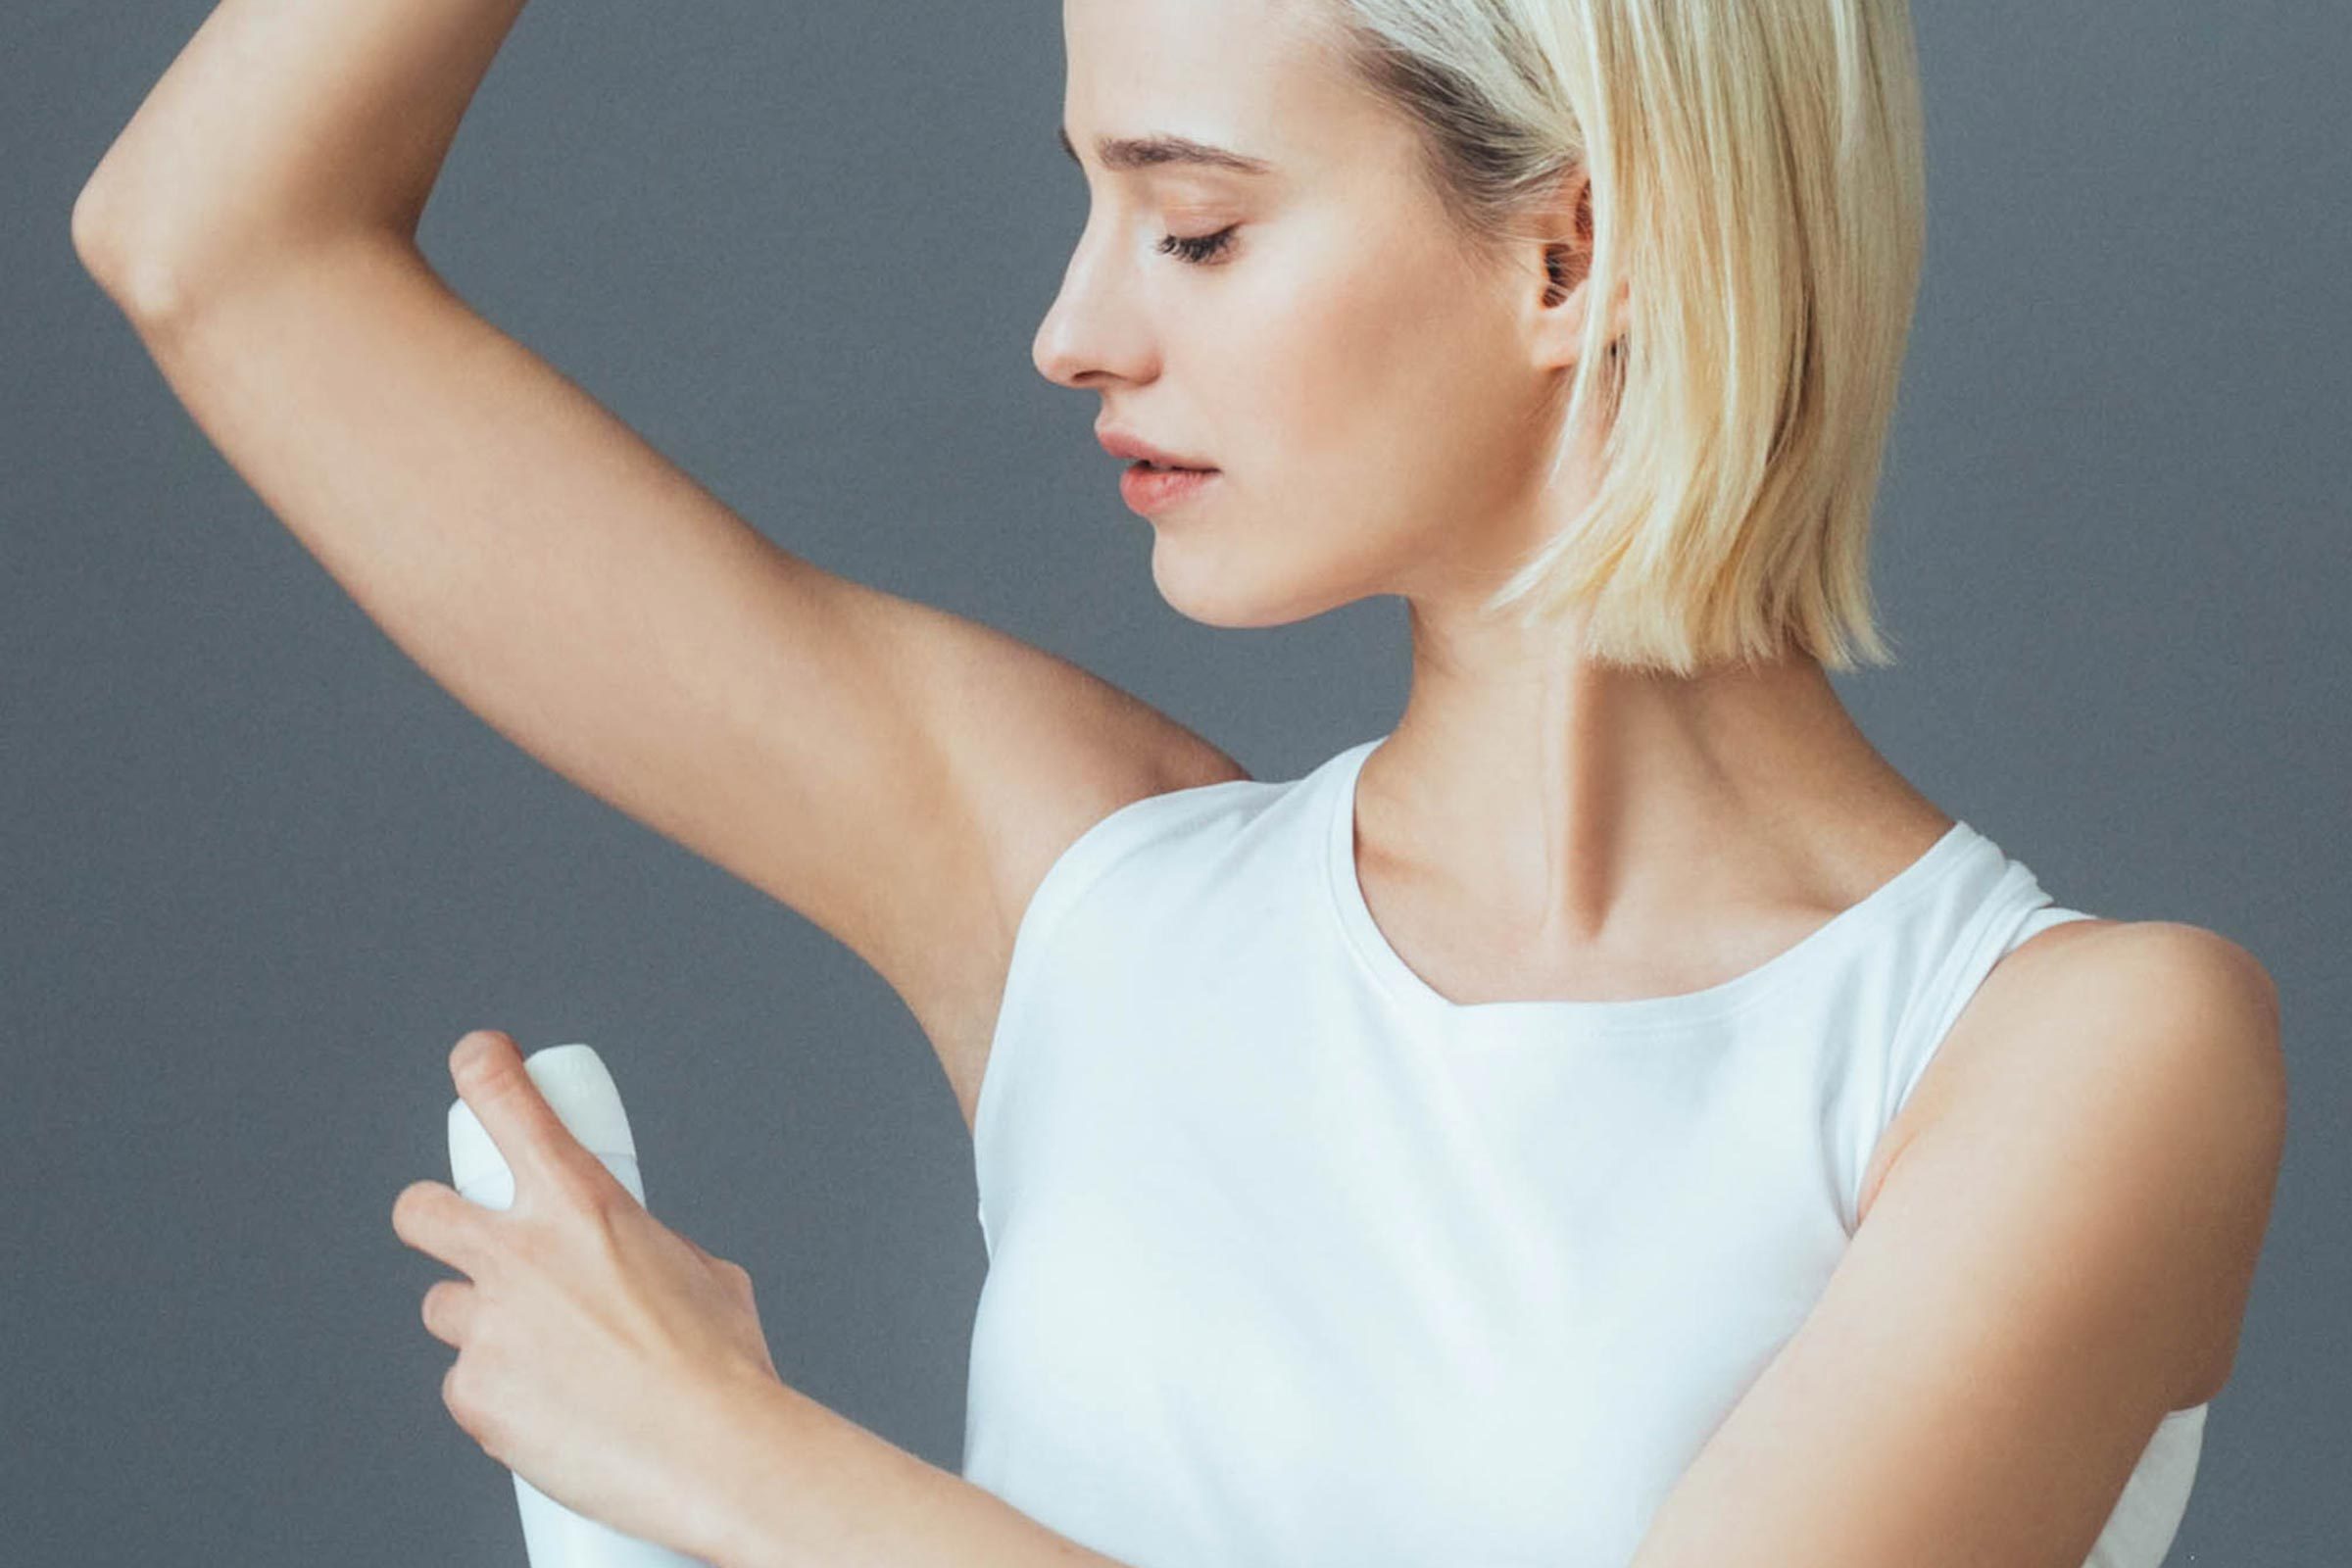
[{"left": 1312, "top": 0, "right": 1927, "bottom": 676}]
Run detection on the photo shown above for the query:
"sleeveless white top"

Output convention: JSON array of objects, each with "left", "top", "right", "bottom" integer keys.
[{"left": 963, "top": 734, "right": 2208, "bottom": 1567}]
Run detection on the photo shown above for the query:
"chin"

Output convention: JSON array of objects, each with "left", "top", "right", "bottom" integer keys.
[{"left": 1149, "top": 539, "right": 1363, "bottom": 630}]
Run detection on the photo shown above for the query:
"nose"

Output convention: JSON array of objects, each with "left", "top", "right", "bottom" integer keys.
[{"left": 1031, "top": 226, "right": 1152, "bottom": 390}]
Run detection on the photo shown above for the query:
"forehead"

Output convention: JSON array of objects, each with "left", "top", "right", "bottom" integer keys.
[{"left": 1058, "top": 0, "right": 1379, "bottom": 174}]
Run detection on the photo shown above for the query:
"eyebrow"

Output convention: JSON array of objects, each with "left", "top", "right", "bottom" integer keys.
[{"left": 1057, "top": 123, "right": 1275, "bottom": 176}]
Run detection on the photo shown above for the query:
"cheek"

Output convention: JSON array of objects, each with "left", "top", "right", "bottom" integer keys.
[
  {"left": 1250, "top": 272, "right": 1426, "bottom": 465},
  {"left": 1165, "top": 229, "right": 1535, "bottom": 608},
  {"left": 1251, "top": 269, "right": 1520, "bottom": 531}
]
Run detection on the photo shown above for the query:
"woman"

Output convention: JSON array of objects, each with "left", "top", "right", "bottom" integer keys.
[{"left": 74, "top": 0, "right": 2283, "bottom": 1564}]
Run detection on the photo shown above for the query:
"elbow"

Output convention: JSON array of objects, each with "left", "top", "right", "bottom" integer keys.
[
  {"left": 71, "top": 175, "right": 219, "bottom": 328},
  {"left": 70, "top": 176, "right": 125, "bottom": 289},
  {"left": 71, "top": 177, "right": 172, "bottom": 322}
]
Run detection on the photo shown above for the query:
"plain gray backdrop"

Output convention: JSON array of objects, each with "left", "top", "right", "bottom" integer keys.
[{"left": 6, "top": 0, "right": 2346, "bottom": 1562}]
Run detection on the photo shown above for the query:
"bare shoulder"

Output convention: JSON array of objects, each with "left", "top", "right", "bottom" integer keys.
[
  {"left": 1867, "top": 920, "right": 2283, "bottom": 1212},
  {"left": 1963, "top": 919, "right": 2283, "bottom": 1095},
  {"left": 1863, "top": 917, "right": 2287, "bottom": 1405}
]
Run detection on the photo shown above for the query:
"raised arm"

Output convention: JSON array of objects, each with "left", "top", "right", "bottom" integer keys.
[
  {"left": 72, "top": 0, "right": 529, "bottom": 314},
  {"left": 70, "top": 0, "right": 1249, "bottom": 1129}
]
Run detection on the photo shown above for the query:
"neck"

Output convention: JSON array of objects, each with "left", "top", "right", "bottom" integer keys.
[{"left": 1364, "top": 604, "right": 1950, "bottom": 965}]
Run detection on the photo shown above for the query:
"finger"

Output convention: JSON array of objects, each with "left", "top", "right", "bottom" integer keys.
[
  {"left": 449, "top": 1029, "right": 594, "bottom": 1203},
  {"left": 391, "top": 1178, "right": 494, "bottom": 1277},
  {"left": 419, "top": 1277, "right": 476, "bottom": 1348}
]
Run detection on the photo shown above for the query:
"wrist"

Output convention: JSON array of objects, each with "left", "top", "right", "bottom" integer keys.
[{"left": 691, "top": 1371, "right": 810, "bottom": 1568}]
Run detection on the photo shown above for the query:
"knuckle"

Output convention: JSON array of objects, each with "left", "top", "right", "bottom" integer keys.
[
  {"left": 539, "top": 1177, "right": 614, "bottom": 1246},
  {"left": 516, "top": 1145, "right": 594, "bottom": 1207},
  {"left": 554, "top": 1159, "right": 613, "bottom": 1213}
]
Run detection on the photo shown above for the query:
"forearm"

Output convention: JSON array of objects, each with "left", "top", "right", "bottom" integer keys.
[
  {"left": 73, "top": 0, "right": 529, "bottom": 312},
  {"left": 704, "top": 1379, "right": 1132, "bottom": 1568}
]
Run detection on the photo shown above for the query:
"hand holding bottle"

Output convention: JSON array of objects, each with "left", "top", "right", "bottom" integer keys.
[{"left": 392, "top": 1032, "right": 784, "bottom": 1565}]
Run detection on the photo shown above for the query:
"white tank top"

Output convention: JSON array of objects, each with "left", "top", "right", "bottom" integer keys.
[{"left": 963, "top": 733, "right": 2209, "bottom": 1567}]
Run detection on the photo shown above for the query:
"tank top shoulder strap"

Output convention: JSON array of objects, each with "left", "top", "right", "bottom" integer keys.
[
  {"left": 974, "top": 770, "right": 1271, "bottom": 1185},
  {"left": 1864, "top": 856, "right": 2101, "bottom": 1225},
  {"left": 2008, "top": 901, "right": 2102, "bottom": 948}
]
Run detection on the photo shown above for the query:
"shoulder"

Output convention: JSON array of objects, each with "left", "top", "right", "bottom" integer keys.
[
  {"left": 2013, "top": 919, "right": 2282, "bottom": 1085},
  {"left": 1898, "top": 917, "right": 2281, "bottom": 1143},
  {"left": 2063, "top": 917, "right": 2278, "bottom": 1004},
  {"left": 2055, "top": 919, "right": 2287, "bottom": 1163},
  {"left": 1881, "top": 918, "right": 2286, "bottom": 1404}
]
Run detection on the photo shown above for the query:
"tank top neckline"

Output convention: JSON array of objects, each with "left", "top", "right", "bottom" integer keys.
[{"left": 1320, "top": 734, "right": 1988, "bottom": 1039}]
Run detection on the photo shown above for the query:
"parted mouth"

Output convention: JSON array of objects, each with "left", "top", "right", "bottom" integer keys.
[{"left": 1097, "top": 425, "right": 1218, "bottom": 470}]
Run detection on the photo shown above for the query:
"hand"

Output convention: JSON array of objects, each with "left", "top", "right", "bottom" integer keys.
[{"left": 392, "top": 1029, "right": 785, "bottom": 1556}]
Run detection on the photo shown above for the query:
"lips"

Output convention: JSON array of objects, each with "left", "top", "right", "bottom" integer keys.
[
  {"left": 1097, "top": 426, "right": 1218, "bottom": 470},
  {"left": 1118, "top": 462, "right": 1220, "bottom": 514}
]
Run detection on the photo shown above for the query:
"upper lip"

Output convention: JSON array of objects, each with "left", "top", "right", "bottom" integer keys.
[{"left": 1097, "top": 426, "right": 1216, "bottom": 469}]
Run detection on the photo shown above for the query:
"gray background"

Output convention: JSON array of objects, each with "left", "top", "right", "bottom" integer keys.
[{"left": 6, "top": 0, "right": 2345, "bottom": 1562}]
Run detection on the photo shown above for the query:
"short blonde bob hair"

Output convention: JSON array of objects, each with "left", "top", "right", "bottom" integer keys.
[{"left": 1316, "top": 0, "right": 1926, "bottom": 675}]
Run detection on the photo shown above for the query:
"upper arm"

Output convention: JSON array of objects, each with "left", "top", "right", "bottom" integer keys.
[
  {"left": 1628, "top": 922, "right": 2286, "bottom": 1568},
  {"left": 107, "top": 232, "right": 1250, "bottom": 1105}
]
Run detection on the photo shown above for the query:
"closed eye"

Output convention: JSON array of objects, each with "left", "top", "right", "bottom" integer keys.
[{"left": 1157, "top": 225, "right": 1239, "bottom": 266}]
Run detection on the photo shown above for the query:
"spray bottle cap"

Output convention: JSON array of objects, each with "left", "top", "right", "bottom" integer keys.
[{"left": 447, "top": 1041, "right": 637, "bottom": 1198}]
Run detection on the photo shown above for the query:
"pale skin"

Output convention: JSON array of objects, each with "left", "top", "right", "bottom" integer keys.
[{"left": 76, "top": 0, "right": 2284, "bottom": 1563}]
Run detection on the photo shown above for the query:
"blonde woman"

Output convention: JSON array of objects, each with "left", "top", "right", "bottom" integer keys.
[{"left": 74, "top": 0, "right": 2282, "bottom": 1565}]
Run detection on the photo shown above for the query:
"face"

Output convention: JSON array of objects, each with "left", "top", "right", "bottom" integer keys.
[{"left": 1035, "top": 0, "right": 1598, "bottom": 629}]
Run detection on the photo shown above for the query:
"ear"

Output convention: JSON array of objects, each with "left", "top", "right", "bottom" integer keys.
[{"left": 1526, "top": 164, "right": 1631, "bottom": 372}]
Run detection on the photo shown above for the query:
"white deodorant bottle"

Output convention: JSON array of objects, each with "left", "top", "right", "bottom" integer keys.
[{"left": 446, "top": 1041, "right": 710, "bottom": 1568}]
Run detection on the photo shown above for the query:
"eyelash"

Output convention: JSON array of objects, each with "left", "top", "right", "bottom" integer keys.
[{"left": 1156, "top": 225, "right": 1239, "bottom": 266}]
